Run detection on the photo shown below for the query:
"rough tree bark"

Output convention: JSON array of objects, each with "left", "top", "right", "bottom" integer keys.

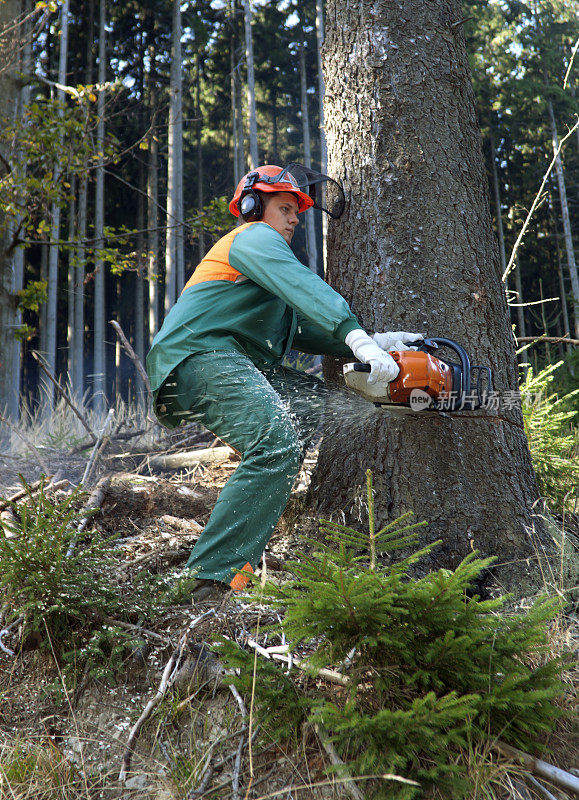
[{"left": 312, "top": 0, "right": 550, "bottom": 592}]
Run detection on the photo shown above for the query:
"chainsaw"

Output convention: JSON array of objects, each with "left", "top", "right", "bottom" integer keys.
[{"left": 343, "top": 337, "right": 493, "bottom": 412}]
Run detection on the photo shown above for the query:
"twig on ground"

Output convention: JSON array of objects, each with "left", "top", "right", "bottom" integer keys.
[
  {"left": 229, "top": 684, "right": 248, "bottom": 716},
  {"left": 186, "top": 763, "right": 215, "bottom": 800},
  {"left": 245, "top": 639, "right": 350, "bottom": 686},
  {"left": 0, "top": 615, "right": 23, "bottom": 656},
  {"left": 178, "top": 673, "right": 239, "bottom": 797},
  {"left": 82, "top": 408, "right": 114, "bottom": 486},
  {"left": 493, "top": 741, "right": 579, "bottom": 795},
  {"left": 118, "top": 609, "right": 215, "bottom": 782},
  {"left": 251, "top": 773, "right": 419, "bottom": 799},
  {"left": 109, "top": 320, "right": 152, "bottom": 397},
  {"left": 231, "top": 733, "right": 244, "bottom": 800},
  {"left": 228, "top": 685, "right": 248, "bottom": 800},
  {"left": 525, "top": 774, "right": 560, "bottom": 800},
  {"left": 65, "top": 475, "right": 111, "bottom": 559},
  {"left": 314, "top": 723, "right": 366, "bottom": 800},
  {"left": 31, "top": 352, "right": 96, "bottom": 442},
  {"left": 102, "top": 616, "right": 172, "bottom": 645},
  {"left": 191, "top": 727, "right": 263, "bottom": 800}
]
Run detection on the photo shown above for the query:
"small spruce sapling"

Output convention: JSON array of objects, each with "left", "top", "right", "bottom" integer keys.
[{"left": 219, "top": 470, "right": 569, "bottom": 799}]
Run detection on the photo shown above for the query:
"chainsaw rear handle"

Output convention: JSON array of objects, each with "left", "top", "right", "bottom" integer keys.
[
  {"left": 421, "top": 337, "right": 469, "bottom": 410},
  {"left": 417, "top": 337, "right": 493, "bottom": 410}
]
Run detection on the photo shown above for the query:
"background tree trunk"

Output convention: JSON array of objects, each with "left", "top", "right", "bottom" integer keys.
[
  {"left": 164, "top": 0, "right": 184, "bottom": 313},
  {"left": 243, "top": 0, "right": 258, "bottom": 169},
  {"left": 6, "top": 0, "right": 33, "bottom": 419},
  {"left": 312, "top": 0, "right": 549, "bottom": 592},
  {"left": 147, "top": 39, "right": 159, "bottom": 345},
  {"left": 66, "top": 176, "right": 76, "bottom": 383},
  {"left": 0, "top": 0, "right": 22, "bottom": 417},
  {"left": 195, "top": 49, "right": 205, "bottom": 261},
  {"left": 546, "top": 97, "right": 579, "bottom": 338},
  {"left": 44, "top": 0, "right": 70, "bottom": 408},
  {"left": 299, "top": 27, "right": 317, "bottom": 274},
  {"left": 315, "top": 0, "right": 327, "bottom": 267},
  {"left": 93, "top": 0, "right": 106, "bottom": 411},
  {"left": 229, "top": 0, "right": 244, "bottom": 184}
]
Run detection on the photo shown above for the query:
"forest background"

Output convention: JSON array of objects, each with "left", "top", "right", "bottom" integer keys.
[{"left": 0, "top": 0, "right": 578, "bottom": 419}]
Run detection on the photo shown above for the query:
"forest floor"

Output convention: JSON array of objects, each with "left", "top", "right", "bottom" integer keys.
[
  {"left": 0, "top": 430, "right": 339, "bottom": 800},
  {"left": 0, "top": 425, "right": 577, "bottom": 800}
]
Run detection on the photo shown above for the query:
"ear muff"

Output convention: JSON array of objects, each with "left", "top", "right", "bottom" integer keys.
[{"left": 239, "top": 189, "right": 262, "bottom": 221}]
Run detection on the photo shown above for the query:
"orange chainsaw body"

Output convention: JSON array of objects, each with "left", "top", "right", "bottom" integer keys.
[{"left": 388, "top": 350, "right": 454, "bottom": 404}]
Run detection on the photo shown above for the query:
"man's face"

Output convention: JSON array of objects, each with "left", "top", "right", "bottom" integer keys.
[{"left": 262, "top": 192, "right": 300, "bottom": 245}]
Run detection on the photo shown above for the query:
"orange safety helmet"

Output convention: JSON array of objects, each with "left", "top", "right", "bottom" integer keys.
[{"left": 229, "top": 164, "right": 314, "bottom": 220}]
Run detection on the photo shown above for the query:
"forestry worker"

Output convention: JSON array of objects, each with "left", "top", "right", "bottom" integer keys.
[{"left": 146, "top": 164, "right": 423, "bottom": 602}]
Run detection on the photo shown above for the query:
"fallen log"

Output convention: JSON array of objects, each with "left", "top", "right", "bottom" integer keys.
[
  {"left": 148, "top": 446, "right": 238, "bottom": 470},
  {"left": 493, "top": 741, "right": 579, "bottom": 796},
  {"left": 0, "top": 478, "right": 70, "bottom": 514}
]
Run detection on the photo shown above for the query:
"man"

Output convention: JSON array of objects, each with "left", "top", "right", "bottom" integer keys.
[{"left": 147, "top": 164, "right": 422, "bottom": 600}]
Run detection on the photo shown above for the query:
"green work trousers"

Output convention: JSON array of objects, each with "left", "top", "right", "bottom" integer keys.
[{"left": 157, "top": 350, "right": 327, "bottom": 586}]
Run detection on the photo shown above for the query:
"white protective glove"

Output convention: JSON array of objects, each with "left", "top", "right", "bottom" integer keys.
[
  {"left": 372, "top": 331, "right": 425, "bottom": 352},
  {"left": 345, "top": 329, "right": 400, "bottom": 385}
]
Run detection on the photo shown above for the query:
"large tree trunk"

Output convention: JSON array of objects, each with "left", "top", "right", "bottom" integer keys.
[{"left": 313, "top": 0, "right": 549, "bottom": 592}]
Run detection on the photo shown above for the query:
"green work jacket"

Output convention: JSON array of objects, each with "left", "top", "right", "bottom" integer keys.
[{"left": 146, "top": 221, "right": 361, "bottom": 421}]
